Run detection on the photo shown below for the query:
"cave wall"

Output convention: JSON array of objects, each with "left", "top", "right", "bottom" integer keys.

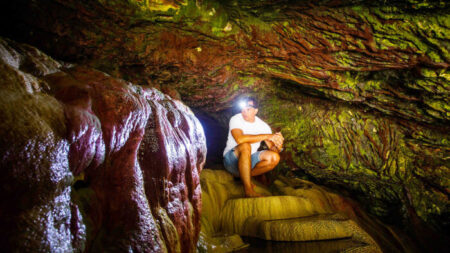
[
  {"left": 257, "top": 83, "right": 448, "bottom": 249},
  {"left": 0, "top": 38, "right": 78, "bottom": 252},
  {"left": 0, "top": 38, "right": 206, "bottom": 252},
  {"left": 0, "top": 0, "right": 448, "bottom": 250}
]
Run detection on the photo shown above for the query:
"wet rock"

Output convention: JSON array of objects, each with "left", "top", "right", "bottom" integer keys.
[
  {"left": 0, "top": 38, "right": 206, "bottom": 252},
  {"left": 0, "top": 39, "right": 77, "bottom": 252}
]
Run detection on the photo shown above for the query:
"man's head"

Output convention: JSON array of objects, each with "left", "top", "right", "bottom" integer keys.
[{"left": 238, "top": 96, "right": 258, "bottom": 122}]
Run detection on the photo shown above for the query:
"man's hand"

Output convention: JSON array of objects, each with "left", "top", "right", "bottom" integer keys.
[{"left": 268, "top": 132, "right": 284, "bottom": 152}]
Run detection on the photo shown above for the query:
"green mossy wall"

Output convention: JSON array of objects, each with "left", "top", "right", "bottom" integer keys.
[{"left": 258, "top": 83, "right": 448, "bottom": 238}]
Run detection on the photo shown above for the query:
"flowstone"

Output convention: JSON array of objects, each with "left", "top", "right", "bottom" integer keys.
[
  {"left": 0, "top": 37, "right": 206, "bottom": 252},
  {"left": 199, "top": 169, "right": 381, "bottom": 252}
]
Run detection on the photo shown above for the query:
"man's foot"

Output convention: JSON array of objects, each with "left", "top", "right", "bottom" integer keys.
[{"left": 244, "top": 189, "right": 264, "bottom": 198}]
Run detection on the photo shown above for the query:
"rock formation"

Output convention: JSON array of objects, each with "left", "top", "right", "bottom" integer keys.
[
  {"left": 0, "top": 37, "right": 206, "bottom": 252},
  {"left": 199, "top": 169, "right": 385, "bottom": 252}
]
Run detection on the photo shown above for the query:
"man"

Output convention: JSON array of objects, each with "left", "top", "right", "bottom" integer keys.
[{"left": 223, "top": 96, "right": 284, "bottom": 197}]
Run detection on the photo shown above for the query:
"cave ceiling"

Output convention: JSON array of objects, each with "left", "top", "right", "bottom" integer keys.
[{"left": 1, "top": 0, "right": 448, "bottom": 127}]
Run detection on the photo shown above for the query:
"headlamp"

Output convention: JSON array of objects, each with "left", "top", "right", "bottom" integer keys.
[
  {"left": 238, "top": 98, "right": 256, "bottom": 109},
  {"left": 239, "top": 100, "right": 247, "bottom": 109}
]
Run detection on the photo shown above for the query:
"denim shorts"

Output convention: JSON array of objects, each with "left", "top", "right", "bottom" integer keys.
[{"left": 223, "top": 148, "right": 263, "bottom": 177}]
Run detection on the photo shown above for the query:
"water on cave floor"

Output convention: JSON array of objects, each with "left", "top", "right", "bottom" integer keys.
[{"left": 237, "top": 236, "right": 367, "bottom": 253}]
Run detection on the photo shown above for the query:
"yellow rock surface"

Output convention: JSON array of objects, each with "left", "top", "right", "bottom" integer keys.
[
  {"left": 197, "top": 231, "right": 248, "bottom": 253},
  {"left": 200, "top": 169, "right": 271, "bottom": 233},
  {"left": 199, "top": 169, "right": 381, "bottom": 252},
  {"left": 220, "top": 196, "right": 333, "bottom": 235},
  {"left": 272, "top": 176, "right": 357, "bottom": 218},
  {"left": 243, "top": 214, "right": 353, "bottom": 241}
]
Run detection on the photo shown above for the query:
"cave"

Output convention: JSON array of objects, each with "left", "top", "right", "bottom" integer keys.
[{"left": 0, "top": 0, "right": 448, "bottom": 252}]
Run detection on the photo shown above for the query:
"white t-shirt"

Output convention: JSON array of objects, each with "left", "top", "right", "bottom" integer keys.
[{"left": 223, "top": 113, "right": 272, "bottom": 156}]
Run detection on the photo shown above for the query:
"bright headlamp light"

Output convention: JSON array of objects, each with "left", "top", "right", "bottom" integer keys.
[{"left": 239, "top": 100, "right": 248, "bottom": 109}]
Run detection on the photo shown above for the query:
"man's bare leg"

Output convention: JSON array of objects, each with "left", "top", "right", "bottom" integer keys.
[
  {"left": 251, "top": 151, "right": 280, "bottom": 177},
  {"left": 234, "top": 143, "right": 263, "bottom": 197}
]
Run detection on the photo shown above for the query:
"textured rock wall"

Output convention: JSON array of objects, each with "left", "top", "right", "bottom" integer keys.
[
  {"left": 0, "top": 38, "right": 206, "bottom": 252},
  {"left": 258, "top": 85, "right": 448, "bottom": 250},
  {"left": 1, "top": 1, "right": 448, "bottom": 116},
  {"left": 0, "top": 38, "right": 79, "bottom": 252}
]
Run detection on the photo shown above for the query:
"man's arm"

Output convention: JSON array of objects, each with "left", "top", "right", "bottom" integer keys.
[
  {"left": 231, "top": 129, "right": 283, "bottom": 145},
  {"left": 264, "top": 139, "right": 283, "bottom": 153},
  {"left": 231, "top": 128, "right": 272, "bottom": 144}
]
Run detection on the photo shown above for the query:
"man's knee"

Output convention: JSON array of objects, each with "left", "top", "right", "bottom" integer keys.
[
  {"left": 235, "top": 142, "right": 251, "bottom": 156},
  {"left": 236, "top": 142, "right": 251, "bottom": 152},
  {"left": 265, "top": 151, "right": 280, "bottom": 165}
]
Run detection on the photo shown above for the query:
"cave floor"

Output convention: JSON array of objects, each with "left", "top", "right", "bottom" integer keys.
[{"left": 238, "top": 236, "right": 367, "bottom": 253}]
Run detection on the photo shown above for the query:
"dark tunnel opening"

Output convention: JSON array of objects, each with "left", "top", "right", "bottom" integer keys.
[{"left": 191, "top": 108, "right": 230, "bottom": 170}]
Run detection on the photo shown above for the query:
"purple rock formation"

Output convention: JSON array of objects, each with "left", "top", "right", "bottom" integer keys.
[{"left": 0, "top": 38, "right": 206, "bottom": 252}]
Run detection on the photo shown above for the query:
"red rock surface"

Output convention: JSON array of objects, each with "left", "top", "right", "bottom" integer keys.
[{"left": 0, "top": 38, "right": 206, "bottom": 252}]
